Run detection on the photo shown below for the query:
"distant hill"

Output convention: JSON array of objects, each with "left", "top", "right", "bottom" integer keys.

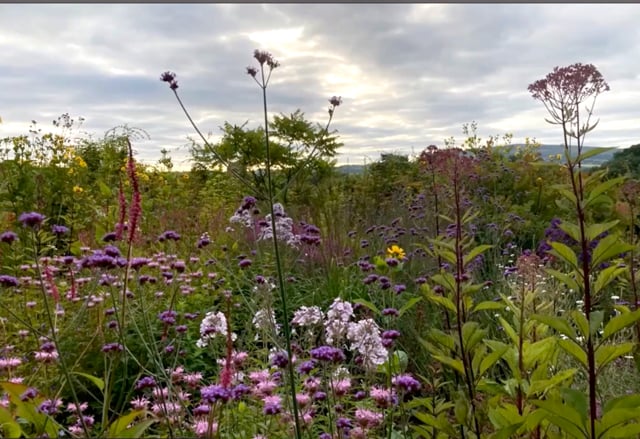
[
  {"left": 335, "top": 145, "right": 623, "bottom": 175},
  {"left": 527, "top": 144, "right": 619, "bottom": 167}
]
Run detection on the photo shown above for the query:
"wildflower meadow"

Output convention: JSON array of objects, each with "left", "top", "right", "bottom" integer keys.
[{"left": 2, "top": 53, "right": 640, "bottom": 438}]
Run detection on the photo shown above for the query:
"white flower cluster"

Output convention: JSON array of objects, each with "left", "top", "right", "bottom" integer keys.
[
  {"left": 253, "top": 308, "right": 280, "bottom": 340},
  {"left": 258, "top": 204, "right": 300, "bottom": 248},
  {"left": 324, "top": 298, "right": 354, "bottom": 345},
  {"left": 229, "top": 209, "right": 253, "bottom": 228},
  {"left": 196, "top": 311, "right": 236, "bottom": 348},
  {"left": 292, "top": 306, "right": 325, "bottom": 327},
  {"left": 347, "top": 318, "right": 388, "bottom": 370}
]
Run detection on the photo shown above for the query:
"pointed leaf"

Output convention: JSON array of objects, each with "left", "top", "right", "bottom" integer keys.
[
  {"left": 595, "top": 342, "right": 634, "bottom": 371},
  {"left": 353, "top": 299, "right": 380, "bottom": 315},
  {"left": 603, "top": 308, "right": 640, "bottom": 340},
  {"left": 548, "top": 241, "right": 579, "bottom": 269},
  {"left": 532, "top": 314, "right": 577, "bottom": 341},
  {"left": 463, "top": 244, "right": 493, "bottom": 268},
  {"left": 586, "top": 221, "right": 620, "bottom": 241},
  {"left": 558, "top": 338, "right": 588, "bottom": 368},
  {"left": 593, "top": 265, "right": 627, "bottom": 295},
  {"left": 473, "top": 300, "right": 506, "bottom": 313},
  {"left": 546, "top": 268, "right": 581, "bottom": 293},
  {"left": 118, "top": 419, "right": 157, "bottom": 438},
  {"left": 433, "top": 355, "right": 465, "bottom": 375},
  {"left": 398, "top": 297, "right": 422, "bottom": 317},
  {"left": 571, "top": 310, "right": 589, "bottom": 339},
  {"left": 585, "top": 177, "right": 625, "bottom": 209},
  {"left": 591, "top": 234, "right": 633, "bottom": 268},
  {"left": 72, "top": 371, "right": 105, "bottom": 393},
  {"left": 531, "top": 399, "right": 587, "bottom": 438},
  {"left": 479, "top": 343, "right": 508, "bottom": 376},
  {"left": 107, "top": 410, "right": 146, "bottom": 437}
]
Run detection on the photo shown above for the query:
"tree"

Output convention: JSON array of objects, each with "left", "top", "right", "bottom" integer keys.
[{"left": 190, "top": 110, "right": 342, "bottom": 202}]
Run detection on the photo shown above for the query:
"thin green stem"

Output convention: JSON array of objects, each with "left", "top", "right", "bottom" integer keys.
[{"left": 259, "top": 64, "right": 302, "bottom": 439}]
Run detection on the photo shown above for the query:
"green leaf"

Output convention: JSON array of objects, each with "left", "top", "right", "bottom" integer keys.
[
  {"left": 462, "top": 321, "right": 486, "bottom": 351},
  {"left": 558, "top": 338, "right": 588, "bottom": 368},
  {"left": 463, "top": 244, "right": 493, "bottom": 268},
  {"left": 398, "top": 297, "right": 422, "bottom": 317},
  {"left": 479, "top": 343, "right": 508, "bottom": 376},
  {"left": 604, "top": 394, "right": 640, "bottom": 413},
  {"left": 591, "top": 234, "right": 633, "bottom": 268},
  {"left": 599, "top": 408, "right": 640, "bottom": 438},
  {"left": 72, "top": 371, "right": 105, "bottom": 393},
  {"left": 576, "top": 146, "right": 616, "bottom": 162},
  {"left": 593, "top": 265, "right": 627, "bottom": 295},
  {"left": 0, "top": 406, "right": 22, "bottom": 439},
  {"left": 585, "top": 220, "right": 620, "bottom": 241},
  {"left": 548, "top": 241, "right": 579, "bottom": 269},
  {"left": 558, "top": 221, "right": 582, "bottom": 243},
  {"left": 353, "top": 299, "right": 380, "bottom": 315},
  {"left": 107, "top": 410, "right": 146, "bottom": 437},
  {"left": 603, "top": 308, "right": 640, "bottom": 340},
  {"left": 433, "top": 355, "right": 465, "bottom": 375},
  {"left": 527, "top": 368, "right": 577, "bottom": 396},
  {"left": 426, "top": 294, "right": 457, "bottom": 314},
  {"left": 595, "top": 342, "right": 634, "bottom": 371},
  {"left": 472, "top": 300, "right": 506, "bottom": 313},
  {"left": 589, "top": 310, "right": 605, "bottom": 338},
  {"left": 117, "top": 419, "right": 157, "bottom": 438},
  {"left": 532, "top": 314, "right": 577, "bottom": 341},
  {"left": 498, "top": 317, "right": 519, "bottom": 345},
  {"left": 571, "top": 310, "right": 589, "bottom": 339},
  {"left": 546, "top": 268, "right": 581, "bottom": 293},
  {"left": 585, "top": 177, "right": 626, "bottom": 209},
  {"left": 532, "top": 399, "right": 587, "bottom": 438},
  {"left": 561, "top": 387, "right": 588, "bottom": 424},
  {"left": 606, "top": 423, "right": 640, "bottom": 438}
]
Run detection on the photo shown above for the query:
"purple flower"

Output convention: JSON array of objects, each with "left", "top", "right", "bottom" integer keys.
[
  {"left": 393, "top": 284, "right": 406, "bottom": 295},
  {"left": 392, "top": 374, "right": 421, "bottom": 393},
  {"left": 0, "top": 231, "right": 18, "bottom": 244},
  {"left": 20, "top": 387, "right": 38, "bottom": 401},
  {"left": 297, "top": 359, "right": 317, "bottom": 374},
  {"left": 0, "top": 275, "right": 19, "bottom": 287},
  {"left": 129, "top": 257, "right": 150, "bottom": 270},
  {"left": 158, "top": 310, "right": 178, "bottom": 325},
  {"left": 270, "top": 351, "right": 289, "bottom": 368},
  {"left": 201, "top": 384, "right": 231, "bottom": 403},
  {"left": 231, "top": 384, "right": 251, "bottom": 400},
  {"left": 51, "top": 225, "right": 69, "bottom": 235},
  {"left": 158, "top": 230, "right": 181, "bottom": 242},
  {"left": 382, "top": 308, "right": 399, "bottom": 317},
  {"left": 135, "top": 376, "right": 156, "bottom": 390},
  {"left": 102, "top": 232, "right": 117, "bottom": 242},
  {"left": 18, "top": 212, "right": 45, "bottom": 228},
  {"left": 238, "top": 259, "right": 252, "bottom": 269},
  {"left": 160, "top": 71, "right": 179, "bottom": 90},
  {"left": 310, "top": 346, "right": 345, "bottom": 363},
  {"left": 101, "top": 343, "right": 124, "bottom": 353},
  {"left": 262, "top": 395, "right": 282, "bottom": 415}
]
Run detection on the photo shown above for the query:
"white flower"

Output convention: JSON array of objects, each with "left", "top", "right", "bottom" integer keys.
[
  {"left": 324, "top": 298, "right": 354, "bottom": 345},
  {"left": 196, "top": 311, "right": 236, "bottom": 348},
  {"left": 292, "top": 306, "right": 324, "bottom": 327},
  {"left": 347, "top": 319, "right": 388, "bottom": 370},
  {"left": 253, "top": 308, "right": 280, "bottom": 337}
]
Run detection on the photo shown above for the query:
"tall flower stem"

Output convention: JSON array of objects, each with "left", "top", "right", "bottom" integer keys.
[{"left": 256, "top": 53, "right": 303, "bottom": 439}]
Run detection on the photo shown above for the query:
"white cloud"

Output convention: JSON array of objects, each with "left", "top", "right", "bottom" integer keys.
[{"left": 1, "top": 3, "right": 639, "bottom": 170}]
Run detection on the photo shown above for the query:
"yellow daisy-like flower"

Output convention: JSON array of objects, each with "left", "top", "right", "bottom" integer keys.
[
  {"left": 386, "top": 244, "right": 405, "bottom": 260},
  {"left": 73, "top": 185, "right": 84, "bottom": 194}
]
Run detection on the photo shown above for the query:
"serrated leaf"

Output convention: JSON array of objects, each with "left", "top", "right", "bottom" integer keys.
[{"left": 602, "top": 308, "right": 640, "bottom": 340}]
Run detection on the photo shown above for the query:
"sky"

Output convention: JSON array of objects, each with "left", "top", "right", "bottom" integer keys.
[{"left": 1, "top": 3, "right": 639, "bottom": 170}]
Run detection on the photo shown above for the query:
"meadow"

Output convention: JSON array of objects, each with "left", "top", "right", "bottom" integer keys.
[{"left": 0, "top": 55, "right": 640, "bottom": 438}]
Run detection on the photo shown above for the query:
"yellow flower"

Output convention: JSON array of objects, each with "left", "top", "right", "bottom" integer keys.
[
  {"left": 386, "top": 244, "right": 406, "bottom": 260},
  {"left": 74, "top": 156, "right": 87, "bottom": 168},
  {"left": 73, "top": 185, "right": 84, "bottom": 194}
]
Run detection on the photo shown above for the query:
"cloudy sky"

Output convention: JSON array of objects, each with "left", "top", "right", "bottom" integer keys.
[{"left": 1, "top": 3, "right": 639, "bottom": 169}]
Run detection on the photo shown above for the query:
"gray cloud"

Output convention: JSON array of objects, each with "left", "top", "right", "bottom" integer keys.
[{"left": 1, "top": 4, "right": 639, "bottom": 169}]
